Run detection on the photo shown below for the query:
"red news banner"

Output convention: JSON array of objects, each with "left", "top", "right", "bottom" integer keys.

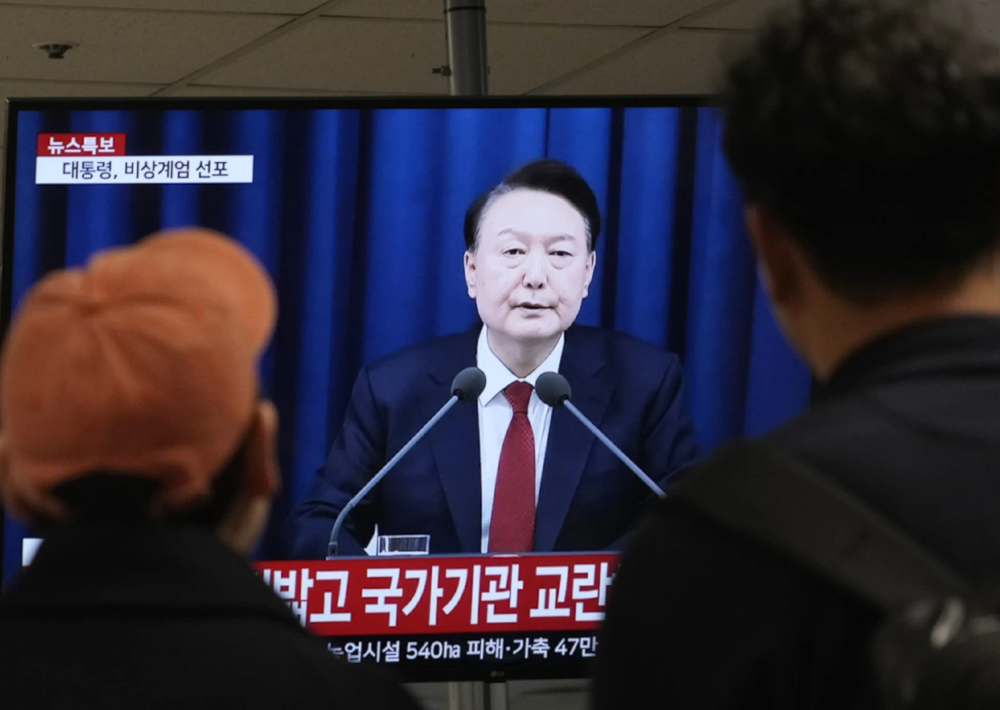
[
  {"left": 254, "top": 554, "right": 618, "bottom": 637},
  {"left": 38, "top": 133, "right": 126, "bottom": 156}
]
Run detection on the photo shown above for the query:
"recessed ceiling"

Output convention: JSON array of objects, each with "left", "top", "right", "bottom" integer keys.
[
  {"left": 197, "top": 17, "right": 652, "bottom": 95},
  {"left": 327, "top": 0, "right": 719, "bottom": 27},
  {"left": 684, "top": 0, "right": 788, "bottom": 30},
  {"left": 4, "top": 0, "right": 322, "bottom": 13},
  {"left": 0, "top": 0, "right": 782, "bottom": 105},
  {"left": 539, "top": 28, "right": 749, "bottom": 95},
  {"left": 0, "top": 5, "right": 287, "bottom": 85}
]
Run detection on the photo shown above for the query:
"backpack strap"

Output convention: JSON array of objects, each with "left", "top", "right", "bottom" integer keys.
[{"left": 672, "top": 441, "right": 968, "bottom": 613}]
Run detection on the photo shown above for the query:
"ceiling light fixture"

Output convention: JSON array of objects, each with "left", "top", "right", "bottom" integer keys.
[{"left": 32, "top": 42, "right": 79, "bottom": 60}]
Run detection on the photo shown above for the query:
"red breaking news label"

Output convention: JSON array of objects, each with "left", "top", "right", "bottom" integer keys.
[
  {"left": 37, "top": 133, "right": 127, "bottom": 157},
  {"left": 255, "top": 553, "right": 619, "bottom": 637}
]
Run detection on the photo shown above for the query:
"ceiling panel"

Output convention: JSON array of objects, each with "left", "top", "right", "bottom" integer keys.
[
  {"left": 327, "top": 0, "right": 719, "bottom": 27},
  {"left": 0, "top": 5, "right": 287, "bottom": 84},
  {"left": 0, "top": 79, "right": 156, "bottom": 101},
  {"left": 490, "top": 23, "right": 649, "bottom": 93},
  {"left": 175, "top": 85, "right": 360, "bottom": 96},
  {"left": 199, "top": 17, "right": 647, "bottom": 95},
  {"left": 0, "top": 79, "right": 159, "bottom": 149},
  {"left": 684, "top": 0, "right": 788, "bottom": 30},
  {"left": 540, "top": 28, "right": 749, "bottom": 95},
  {"left": 0, "top": 0, "right": 322, "bottom": 13},
  {"left": 323, "top": 0, "right": 440, "bottom": 21},
  {"left": 196, "top": 18, "right": 449, "bottom": 95}
]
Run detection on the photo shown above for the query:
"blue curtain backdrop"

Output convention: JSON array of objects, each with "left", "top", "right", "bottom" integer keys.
[{"left": 2, "top": 104, "right": 812, "bottom": 583}]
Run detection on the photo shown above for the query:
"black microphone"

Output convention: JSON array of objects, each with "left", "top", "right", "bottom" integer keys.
[
  {"left": 326, "top": 366, "right": 486, "bottom": 558},
  {"left": 536, "top": 372, "right": 666, "bottom": 499}
]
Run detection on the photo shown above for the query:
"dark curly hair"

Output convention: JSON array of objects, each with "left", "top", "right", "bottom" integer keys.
[
  {"left": 464, "top": 159, "right": 601, "bottom": 253},
  {"left": 722, "top": 0, "right": 1000, "bottom": 305}
]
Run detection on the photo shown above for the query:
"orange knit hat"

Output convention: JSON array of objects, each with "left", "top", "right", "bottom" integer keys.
[{"left": 0, "top": 227, "right": 277, "bottom": 522}]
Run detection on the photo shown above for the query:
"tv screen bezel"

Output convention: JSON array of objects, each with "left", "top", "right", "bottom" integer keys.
[{"left": 0, "top": 95, "right": 718, "bottom": 683}]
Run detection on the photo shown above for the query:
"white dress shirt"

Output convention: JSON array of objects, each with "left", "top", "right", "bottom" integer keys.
[{"left": 477, "top": 326, "right": 564, "bottom": 553}]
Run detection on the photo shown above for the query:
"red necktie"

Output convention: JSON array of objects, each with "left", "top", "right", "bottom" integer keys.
[{"left": 488, "top": 381, "right": 536, "bottom": 553}]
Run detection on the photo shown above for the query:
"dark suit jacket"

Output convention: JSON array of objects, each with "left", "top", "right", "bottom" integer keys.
[
  {"left": 0, "top": 523, "right": 422, "bottom": 710},
  {"left": 593, "top": 316, "right": 1000, "bottom": 710},
  {"left": 288, "top": 325, "right": 700, "bottom": 557}
]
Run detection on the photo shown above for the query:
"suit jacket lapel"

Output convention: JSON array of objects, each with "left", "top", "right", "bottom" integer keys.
[
  {"left": 535, "top": 327, "right": 612, "bottom": 552},
  {"left": 422, "top": 327, "right": 482, "bottom": 553}
]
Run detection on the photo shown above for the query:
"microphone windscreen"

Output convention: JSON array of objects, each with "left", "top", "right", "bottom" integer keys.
[
  {"left": 536, "top": 372, "right": 571, "bottom": 407},
  {"left": 452, "top": 367, "right": 487, "bottom": 401}
]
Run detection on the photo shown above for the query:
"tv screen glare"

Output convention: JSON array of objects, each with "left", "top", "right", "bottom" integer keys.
[{"left": 1, "top": 98, "right": 812, "bottom": 681}]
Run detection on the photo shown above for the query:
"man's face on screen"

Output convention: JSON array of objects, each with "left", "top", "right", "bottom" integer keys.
[{"left": 464, "top": 189, "right": 595, "bottom": 346}]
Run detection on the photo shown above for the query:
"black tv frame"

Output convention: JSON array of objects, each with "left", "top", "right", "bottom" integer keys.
[{"left": 0, "top": 94, "right": 718, "bottom": 683}]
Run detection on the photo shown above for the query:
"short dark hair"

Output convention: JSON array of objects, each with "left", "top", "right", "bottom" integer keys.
[
  {"left": 42, "top": 429, "right": 249, "bottom": 530},
  {"left": 464, "top": 159, "right": 602, "bottom": 253},
  {"left": 722, "top": 0, "right": 1000, "bottom": 305}
]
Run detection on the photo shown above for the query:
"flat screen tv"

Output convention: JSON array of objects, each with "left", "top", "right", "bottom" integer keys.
[{"left": 1, "top": 97, "right": 812, "bottom": 681}]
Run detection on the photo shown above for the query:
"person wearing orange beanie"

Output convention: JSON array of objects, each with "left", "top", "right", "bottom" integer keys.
[{"left": 0, "top": 228, "right": 422, "bottom": 710}]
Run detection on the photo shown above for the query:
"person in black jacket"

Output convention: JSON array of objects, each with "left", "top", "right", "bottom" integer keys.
[
  {"left": 0, "top": 228, "right": 422, "bottom": 710},
  {"left": 592, "top": 1, "right": 1000, "bottom": 708}
]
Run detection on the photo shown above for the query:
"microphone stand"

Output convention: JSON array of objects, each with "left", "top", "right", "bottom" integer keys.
[
  {"left": 563, "top": 401, "right": 666, "bottom": 499},
  {"left": 327, "top": 395, "right": 460, "bottom": 559}
]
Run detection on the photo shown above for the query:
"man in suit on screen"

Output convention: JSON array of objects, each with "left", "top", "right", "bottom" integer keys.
[{"left": 287, "top": 158, "right": 700, "bottom": 557}]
